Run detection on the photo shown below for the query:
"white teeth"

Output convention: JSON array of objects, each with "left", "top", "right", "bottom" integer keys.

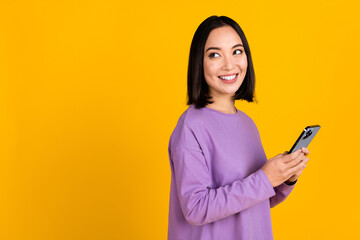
[{"left": 219, "top": 74, "right": 237, "bottom": 80}]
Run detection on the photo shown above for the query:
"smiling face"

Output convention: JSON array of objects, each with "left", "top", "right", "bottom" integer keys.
[{"left": 203, "top": 25, "right": 248, "bottom": 100}]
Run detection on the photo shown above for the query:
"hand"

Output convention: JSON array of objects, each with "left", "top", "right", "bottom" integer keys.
[
  {"left": 286, "top": 147, "right": 310, "bottom": 183},
  {"left": 261, "top": 148, "right": 308, "bottom": 187}
]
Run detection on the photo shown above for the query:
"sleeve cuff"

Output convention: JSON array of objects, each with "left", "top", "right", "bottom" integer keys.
[{"left": 257, "top": 169, "right": 276, "bottom": 197}]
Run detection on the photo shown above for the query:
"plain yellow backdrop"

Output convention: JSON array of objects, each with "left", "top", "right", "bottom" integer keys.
[{"left": 1, "top": 0, "right": 359, "bottom": 239}]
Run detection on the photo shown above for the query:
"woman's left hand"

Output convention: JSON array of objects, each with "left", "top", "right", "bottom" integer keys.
[{"left": 286, "top": 147, "right": 310, "bottom": 183}]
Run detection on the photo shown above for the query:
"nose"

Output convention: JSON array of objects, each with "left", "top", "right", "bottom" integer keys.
[{"left": 221, "top": 55, "right": 234, "bottom": 70}]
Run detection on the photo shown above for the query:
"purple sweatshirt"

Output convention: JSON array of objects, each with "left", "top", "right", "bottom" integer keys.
[{"left": 167, "top": 104, "right": 297, "bottom": 240}]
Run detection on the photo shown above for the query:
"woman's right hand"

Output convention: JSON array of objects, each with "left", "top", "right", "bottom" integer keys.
[{"left": 261, "top": 149, "right": 308, "bottom": 187}]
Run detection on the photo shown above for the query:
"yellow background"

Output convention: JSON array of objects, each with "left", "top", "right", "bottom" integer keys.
[{"left": 1, "top": 0, "right": 359, "bottom": 239}]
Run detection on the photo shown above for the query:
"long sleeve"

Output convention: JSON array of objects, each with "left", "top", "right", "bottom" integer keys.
[
  {"left": 171, "top": 147, "right": 277, "bottom": 226},
  {"left": 247, "top": 117, "right": 297, "bottom": 209},
  {"left": 269, "top": 181, "right": 297, "bottom": 208},
  {"left": 168, "top": 105, "right": 289, "bottom": 239}
]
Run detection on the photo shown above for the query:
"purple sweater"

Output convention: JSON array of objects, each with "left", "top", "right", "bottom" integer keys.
[{"left": 167, "top": 104, "right": 297, "bottom": 240}]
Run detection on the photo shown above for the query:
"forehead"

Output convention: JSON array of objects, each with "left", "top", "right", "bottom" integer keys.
[{"left": 205, "top": 26, "right": 243, "bottom": 48}]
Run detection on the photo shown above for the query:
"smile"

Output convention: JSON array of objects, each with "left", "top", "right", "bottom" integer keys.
[{"left": 218, "top": 73, "right": 238, "bottom": 81}]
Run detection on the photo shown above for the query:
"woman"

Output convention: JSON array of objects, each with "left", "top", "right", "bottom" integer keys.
[{"left": 167, "top": 15, "right": 309, "bottom": 240}]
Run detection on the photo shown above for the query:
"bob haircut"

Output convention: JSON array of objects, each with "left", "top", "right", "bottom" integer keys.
[{"left": 187, "top": 15, "right": 256, "bottom": 109}]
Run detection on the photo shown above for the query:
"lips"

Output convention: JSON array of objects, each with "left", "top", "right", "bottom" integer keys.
[
  {"left": 218, "top": 73, "right": 238, "bottom": 81},
  {"left": 218, "top": 73, "right": 238, "bottom": 84}
]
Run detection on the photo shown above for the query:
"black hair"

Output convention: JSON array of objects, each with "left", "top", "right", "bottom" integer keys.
[{"left": 186, "top": 15, "right": 256, "bottom": 109}]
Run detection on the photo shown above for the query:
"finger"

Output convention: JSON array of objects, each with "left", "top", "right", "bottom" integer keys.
[
  {"left": 282, "top": 149, "right": 302, "bottom": 163},
  {"left": 272, "top": 153, "right": 284, "bottom": 159},
  {"left": 301, "top": 147, "right": 310, "bottom": 156},
  {"left": 287, "top": 154, "right": 307, "bottom": 169},
  {"left": 291, "top": 166, "right": 306, "bottom": 179},
  {"left": 288, "top": 157, "right": 308, "bottom": 175},
  {"left": 292, "top": 158, "right": 309, "bottom": 174}
]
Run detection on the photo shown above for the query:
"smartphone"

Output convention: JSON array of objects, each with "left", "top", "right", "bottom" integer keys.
[{"left": 288, "top": 125, "right": 321, "bottom": 153}]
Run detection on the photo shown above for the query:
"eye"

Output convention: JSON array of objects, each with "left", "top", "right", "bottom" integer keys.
[
  {"left": 234, "top": 49, "right": 243, "bottom": 55},
  {"left": 209, "top": 52, "right": 220, "bottom": 58}
]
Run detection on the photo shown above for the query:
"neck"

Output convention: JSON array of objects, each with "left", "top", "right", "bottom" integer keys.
[{"left": 206, "top": 97, "right": 236, "bottom": 114}]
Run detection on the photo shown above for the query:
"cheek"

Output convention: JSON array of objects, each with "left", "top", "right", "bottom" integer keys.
[
  {"left": 240, "top": 56, "right": 248, "bottom": 69},
  {"left": 203, "top": 60, "right": 218, "bottom": 77}
]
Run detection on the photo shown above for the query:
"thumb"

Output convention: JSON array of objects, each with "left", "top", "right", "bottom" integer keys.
[{"left": 273, "top": 153, "right": 284, "bottom": 159}]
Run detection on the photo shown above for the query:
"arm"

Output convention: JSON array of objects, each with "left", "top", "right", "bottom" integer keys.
[
  {"left": 269, "top": 180, "right": 297, "bottom": 208},
  {"left": 269, "top": 147, "right": 310, "bottom": 208},
  {"left": 244, "top": 117, "right": 299, "bottom": 208},
  {"left": 171, "top": 147, "right": 276, "bottom": 226}
]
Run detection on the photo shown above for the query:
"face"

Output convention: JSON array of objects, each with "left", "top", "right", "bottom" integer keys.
[{"left": 203, "top": 26, "right": 248, "bottom": 99}]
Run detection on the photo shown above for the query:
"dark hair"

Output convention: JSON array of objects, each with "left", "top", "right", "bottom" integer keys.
[{"left": 186, "top": 15, "right": 256, "bottom": 109}]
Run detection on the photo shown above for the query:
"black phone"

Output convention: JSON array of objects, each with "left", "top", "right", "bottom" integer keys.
[{"left": 288, "top": 125, "right": 321, "bottom": 153}]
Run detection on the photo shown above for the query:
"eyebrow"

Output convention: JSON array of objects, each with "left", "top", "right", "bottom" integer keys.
[{"left": 205, "top": 43, "right": 244, "bottom": 53}]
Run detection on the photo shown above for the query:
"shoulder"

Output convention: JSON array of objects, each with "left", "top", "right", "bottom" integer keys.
[
  {"left": 169, "top": 105, "right": 208, "bottom": 152},
  {"left": 236, "top": 109, "right": 262, "bottom": 139},
  {"left": 176, "top": 104, "right": 207, "bottom": 129},
  {"left": 237, "top": 109, "right": 257, "bottom": 126}
]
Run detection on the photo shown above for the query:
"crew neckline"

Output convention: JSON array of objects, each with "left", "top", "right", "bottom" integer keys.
[{"left": 190, "top": 104, "right": 241, "bottom": 117}]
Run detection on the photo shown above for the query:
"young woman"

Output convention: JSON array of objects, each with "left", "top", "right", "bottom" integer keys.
[{"left": 167, "top": 15, "right": 310, "bottom": 240}]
